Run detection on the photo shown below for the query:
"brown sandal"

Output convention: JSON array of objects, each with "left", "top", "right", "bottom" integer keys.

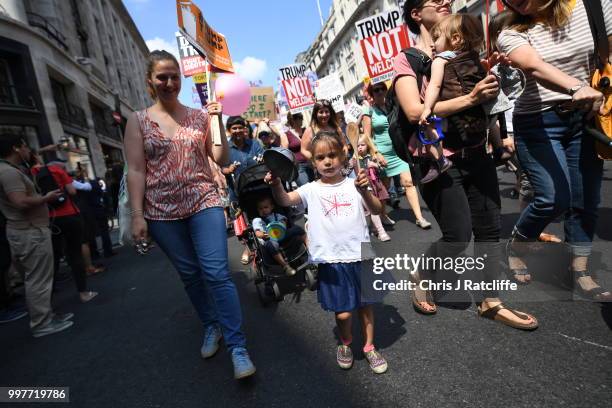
[
  {"left": 411, "top": 290, "right": 437, "bottom": 315},
  {"left": 477, "top": 303, "right": 538, "bottom": 331}
]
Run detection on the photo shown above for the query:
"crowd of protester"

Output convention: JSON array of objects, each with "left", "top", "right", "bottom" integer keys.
[
  {"left": 2, "top": 0, "right": 610, "bottom": 381},
  {"left": 0, "top": 140, "right": 118, "bottom": 336}
]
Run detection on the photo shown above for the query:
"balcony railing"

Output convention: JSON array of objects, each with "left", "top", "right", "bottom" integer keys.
[
  {"left": 0, "top": 84, "right": 37, "bottom": 110},
  {"left": 26, "top": 12, "right": 68, "bottom": 52},
  {"left": 56, "top": 102, "right": 88, "bottom": 129}
]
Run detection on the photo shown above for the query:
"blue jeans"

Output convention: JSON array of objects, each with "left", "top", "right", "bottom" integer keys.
[
  {"left": 513, "top": 110, "right": 603, "bottom": 256},
  {"left": 296, "top": 162, "right": 314, "bottom": 187},
  {"left": 148, "top": 207, "right": 247, "bottom": 351}
]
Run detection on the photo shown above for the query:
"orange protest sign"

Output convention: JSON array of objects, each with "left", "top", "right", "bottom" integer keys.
[{"left": 176, "top": 0, "right": 234, "bottom": 72}]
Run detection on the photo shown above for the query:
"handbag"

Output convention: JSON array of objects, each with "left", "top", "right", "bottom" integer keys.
[{"left": 584, "top": 0, "right": 612, "bottom": 159}]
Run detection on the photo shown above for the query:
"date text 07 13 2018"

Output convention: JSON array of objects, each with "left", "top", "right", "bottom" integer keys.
[{"left": 0, "top": 387, "right": 69, "bottom": 402}]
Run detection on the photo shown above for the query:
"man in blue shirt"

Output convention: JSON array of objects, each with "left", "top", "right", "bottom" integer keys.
[{"left": 222, "top": 116, "right": 264, "bottom": 200}]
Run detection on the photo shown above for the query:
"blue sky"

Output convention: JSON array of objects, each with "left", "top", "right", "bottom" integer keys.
[{"left": 124, "top": 0, "right": 334, "bottom": 107}]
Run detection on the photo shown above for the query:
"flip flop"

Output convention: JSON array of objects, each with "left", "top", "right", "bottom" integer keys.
[
  {"left": 477, "top": 303, "right": 538, "bottom": 331},
  {"left": 538, "top": 233, "right": 562, "bottom": 243}
]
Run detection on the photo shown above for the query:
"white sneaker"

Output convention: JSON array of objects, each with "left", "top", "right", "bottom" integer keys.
[
  {"left": 416, "top": 218, "right": 432, "bottom": 229},
  {"left": 381, "top": 215, "right": 395, "bottom": 226},
  {"left": 32, "top": 318, "right": 74, "bottom": 338}
]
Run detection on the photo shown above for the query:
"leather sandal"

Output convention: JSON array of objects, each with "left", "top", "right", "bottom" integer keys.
[
  {"left": 573, "top": 270, "right": 612, "bottom": 302},
  {"left": 477, "top": 303, "right": 538, "bottom": 331},
  {"left": 411, "top": 289, "right": 437, "bottom": 315}
]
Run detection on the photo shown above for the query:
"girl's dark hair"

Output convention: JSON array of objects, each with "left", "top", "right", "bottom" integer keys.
[
  {"left": 309, "top": 130, "right": 345, "bottom": 160},
  {"left": 145, "top": 50, "right": 180, "bottom": 99},
  {"left": 402, "top": 0, "right": 427, "bottom": 35},
  {"left": 310, "top": 99, "right": 340, "bottom": 133}
]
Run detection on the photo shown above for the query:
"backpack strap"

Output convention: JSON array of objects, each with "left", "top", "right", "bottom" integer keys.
[
  {"left": 583, "top": 0, "right": 609, "bottom": 69},
  {"left": 402, "top": 48, "right": 432, "bottom": 92}
]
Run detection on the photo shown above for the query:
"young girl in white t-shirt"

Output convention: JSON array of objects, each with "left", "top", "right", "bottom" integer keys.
[{"left": 265, "top": 130, "right": 388, "bottom": 374}]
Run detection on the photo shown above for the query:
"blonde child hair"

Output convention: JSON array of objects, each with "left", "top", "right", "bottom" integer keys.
[
  {"left": 357, "top": 134, "right": 379, "bottom": 160},
  {"left": 431, "top": 14, "right": 484, "bottom": 53}
]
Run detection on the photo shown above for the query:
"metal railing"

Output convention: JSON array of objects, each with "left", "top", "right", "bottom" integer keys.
[
  {"left": 0, "top": 84, "right": 37, "bottom": 109},
  {"left": 56, "top": 102, "right": 88, "bottom": 129},
  {"left": 26, "top": 12, "right": 69, "bottom": 51}
]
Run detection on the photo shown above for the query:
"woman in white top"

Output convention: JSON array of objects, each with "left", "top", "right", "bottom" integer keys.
[{"left": 498, "top": 0, "right": 612, "bottom": 301}]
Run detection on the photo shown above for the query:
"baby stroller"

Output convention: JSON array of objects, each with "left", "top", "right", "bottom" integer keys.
[{"left": 234, "top": 163, "right": 317, "bottom": 306}]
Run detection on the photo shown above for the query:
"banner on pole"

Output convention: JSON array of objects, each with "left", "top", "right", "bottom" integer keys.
[
  {"left": 243, "top": 87, "right": 277, "bottom": 122},
  {"left": 176, "top": 0, "right": 234, "bottom": 72},
  {"left": 355, "top": 9, "right": 410, "bottom": 84},
  {"left": 279, "top": 64, "right": 315, "bottom": 114},
  {"left": 314, "top": 73, "right": 345, "bottom": 113},
  {"left": 175, "top": 32, "right": 207, "bottom": 77}
]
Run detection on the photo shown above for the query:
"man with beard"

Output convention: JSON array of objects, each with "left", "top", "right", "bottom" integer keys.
[{"left": 0, "top": 135, "right": 74, "bottom": 337}]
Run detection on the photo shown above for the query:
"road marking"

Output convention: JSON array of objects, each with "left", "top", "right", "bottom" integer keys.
[{"left": 557, "top": 333, "right": 612, "bottom": 351}]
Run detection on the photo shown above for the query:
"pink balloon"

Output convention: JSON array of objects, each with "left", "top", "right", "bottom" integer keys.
[{"left": 215, "top": 74, "right": 251, "bottom": 116}]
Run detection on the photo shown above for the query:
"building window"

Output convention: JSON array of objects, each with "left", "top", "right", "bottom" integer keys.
[
  {"left": 50, "top": 79, "right": 88, "bottom": 129},
  {"left": 69, "top": 0, "right": 90, "bottom": 57}
]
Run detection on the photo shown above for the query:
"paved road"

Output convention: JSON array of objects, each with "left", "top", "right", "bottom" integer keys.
[{"left": 1, "top": 164, "right": 611, "bottom": 408}]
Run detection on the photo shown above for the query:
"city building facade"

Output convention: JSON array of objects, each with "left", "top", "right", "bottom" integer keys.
[
  {"left": 297, "top": 0, "right": 503, "bottom": 104},
  {"left": 0, "top": 0, "right": 151, "bottom": 177}
]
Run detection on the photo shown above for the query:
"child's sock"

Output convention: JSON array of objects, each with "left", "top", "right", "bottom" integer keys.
[
  {"left": 363, "top": 344, "right": 375, "bottom": 353},
  {"left": 340, "top": 336, "right": 352, "bottom": 346}
]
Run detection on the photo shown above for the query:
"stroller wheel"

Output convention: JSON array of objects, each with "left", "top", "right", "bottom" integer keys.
[
  {"left": 305, "top": 268, "right": 318, "bottom": 291},
  {"left": 256, "top": 282, "right": 271, "bottom": 306}
]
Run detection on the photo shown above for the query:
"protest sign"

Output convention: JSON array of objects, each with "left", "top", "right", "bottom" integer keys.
[
  {"left": 193, "top": 72, "right": 208, "bottom": 105},
  {"left": 344, "top": 102, "right": 364, "bottom": 124},
  {"left": 243, "top": 87, "right": 277, "bottom": 122},
  {"left": 176, "top": 0, "right": 234, "bottom": 72},
  {"left": 355, "top": 9, "right": 410, "bottom": 84},
  {"left": 279, "top": 64, "right": 315, "bottom": 114},
  {"left": 175, "top": 32, "right": 207, "bottom": 77},
  {"left": 314, "top": 73, "right": 345, "bottom": 113}
]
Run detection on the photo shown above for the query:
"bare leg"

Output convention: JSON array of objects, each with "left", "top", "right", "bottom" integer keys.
[
  {"left": 335, "top": 311, "right": 353, "bottom": 344},
  {"left": 399, "top": 172, "right": 425, "bottom": 222},
  {"left": 357, "top": 306, "right": 374, "bottom": 348}
]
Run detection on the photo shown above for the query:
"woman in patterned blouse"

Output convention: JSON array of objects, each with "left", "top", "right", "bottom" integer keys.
[{"left": 124, "top": 50, "right": 256, "bottom": 380}]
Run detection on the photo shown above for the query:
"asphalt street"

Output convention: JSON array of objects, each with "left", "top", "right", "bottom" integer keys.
[{"left": 1, "top": 164, "right": 611, "bottom": 408}]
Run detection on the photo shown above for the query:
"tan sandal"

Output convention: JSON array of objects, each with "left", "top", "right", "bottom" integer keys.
[
  {"left": 477, "top": 303, "right": 538, "bottom": 331},
  {"left": 411, "top": 290, "right": 437, "bottom": 315}
]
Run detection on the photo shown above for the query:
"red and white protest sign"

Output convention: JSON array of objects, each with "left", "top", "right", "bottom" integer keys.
[
  {"left": 355, "top": 9, "right": 410, "bottom": 84},
  {"left": 279, "top": 64, "right": 315, "bottom": 114},
  {"left": 176, "top": 32, "right": 207, "bottom": 77}
]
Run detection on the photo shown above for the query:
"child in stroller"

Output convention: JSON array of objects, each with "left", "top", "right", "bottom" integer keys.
[
  {"left": 252, "top": 196, "right": 306, "bottom": 277},
  {"left": 234, "top": 164, "right": 317, "bottom": 305}
]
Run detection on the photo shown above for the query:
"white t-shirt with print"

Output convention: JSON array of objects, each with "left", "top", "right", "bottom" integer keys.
[{"left": 297, "top": 177, "right": 374, "bottom": 263}]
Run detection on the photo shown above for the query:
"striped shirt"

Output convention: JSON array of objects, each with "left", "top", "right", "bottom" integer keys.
[
  {"left": 497, "top": 0, "right": 612, "bottom": 115},
  {"left": 136, "top": 107, "right": 221, "bottom": 220}
]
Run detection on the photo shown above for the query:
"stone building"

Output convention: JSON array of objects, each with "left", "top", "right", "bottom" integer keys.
[
  {"left": 0, "top": 0, "right": 151, "bottom": 177},
  {"left": 298, "top": 0, "right": 403, "bottom": 103},
  {"left": 297, "top": 0, "right": 504, "bottom": 104}
]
